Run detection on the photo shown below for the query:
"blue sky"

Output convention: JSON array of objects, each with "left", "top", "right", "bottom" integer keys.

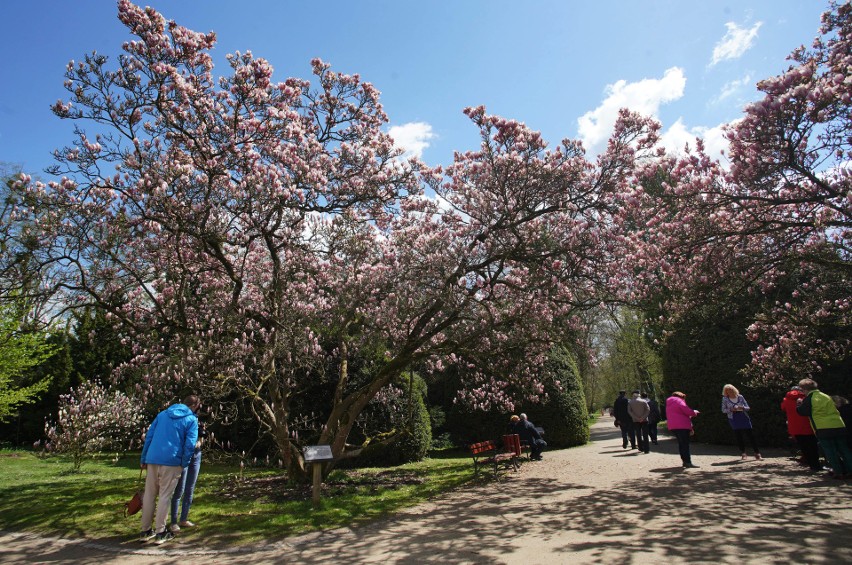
[{"left": 0, "top": 1, "right": 830, "bottom": 175}]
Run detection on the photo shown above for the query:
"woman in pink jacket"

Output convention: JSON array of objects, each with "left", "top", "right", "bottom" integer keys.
[{"left": 666, "top": 391, "right": 701, "bottom": 468}]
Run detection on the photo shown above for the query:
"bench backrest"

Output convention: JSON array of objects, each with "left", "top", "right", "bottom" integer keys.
[
  {"left": 469, "top": 440, "right": 496, "bottom": 455},
  {"left": 502, "top": 434, "right": 522, "bottom": 456}
]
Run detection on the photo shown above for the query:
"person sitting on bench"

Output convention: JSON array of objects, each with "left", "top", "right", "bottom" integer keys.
[{"left": 513, "top": 413, "right": 546, "bottom": 460}]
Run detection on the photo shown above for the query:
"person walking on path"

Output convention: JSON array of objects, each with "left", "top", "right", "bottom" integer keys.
[
  {"left": 628, "top": 390, "right": 651, "bottom": 454},
  {"left": 781, "top": 385, "right": 821, "bottom": 471},
  {"left": 613, "top": 390, "right": 635, "bottom": 450},
  {"left": 513, "top": 413, "right": 547, "bottom": 460},
  {"left": 170, "top": 417, "right": 206, "bottom": 533},
  {"left": 643, "top": 392, "right": 661, "bottom": 445},
  {"left": 796, "top": 379, "right": 852, "bottom": 479},
  {"left": 139, "top": 395, "right": 201, "bottom": 545},
  {"left": 721, "top": 384, "right": 762, "bottom": 461},
  {"left": 666, "top": 391, "right": 700, "bottom": 468}
]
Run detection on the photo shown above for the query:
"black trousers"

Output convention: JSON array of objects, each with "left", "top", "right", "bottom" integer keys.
[
  {"left": 733, "top": 428, "right": 760, "bottom": 454},
  {"left": 619, "top": 420, "right": 636, "bottom": 448},
  {"left": 634, "top": 421, "right": 650, "bottom": 452},
  {"left": 648, "top": 420, "right": 659, "bottom": 443},
  {"left": 795, "top": 434, "right": 821, "bottom": 470},
  {"left": 672, "top": 429, "right": 692, "bottom": 465}
]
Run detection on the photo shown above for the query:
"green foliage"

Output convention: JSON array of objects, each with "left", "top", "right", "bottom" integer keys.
[
  {"left": 0, "top": 303, "right": 137, "bottom": 446},
  {"left": 438, "top": 346, "right": 590, "bottom": 448},
  {"left": 661, "top": 307, "right": 788, "bottom": 448},
  {"left": 0, "top": 301, "right": 56, "bottom": 423},
  {"left": 522, "top": 345, "right": 589, "bottom": 447},
  {"left": 352, "top": 372, "right": 432, "bottom": 467},
  {"left": 595, "top": 308, "right": 664, "bottom": 408},
  {"left": 67, "top": 305, "right": 132, "bottom": 386}
]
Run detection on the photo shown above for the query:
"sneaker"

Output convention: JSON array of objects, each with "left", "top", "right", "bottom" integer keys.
[
  {"left": 169, "top": 523, "right": 180, "bottom": 533},
  {"left": 741, "top": 453, "right": 748, "bottom": 460},
  {"left": 683, "top": 463, "right": 700, "bottom": 468},
  {"left": 154, "top": 530, "right": 175, "bottom": 545},
  {"left": 178, "top": 520, "right": 196, "bottom": 528},
  {"left": 139, "top": 529, "right": 156, "bottom": 543},
  {"left": 755, "top": 453, "right": 763, "bottom": 461}
]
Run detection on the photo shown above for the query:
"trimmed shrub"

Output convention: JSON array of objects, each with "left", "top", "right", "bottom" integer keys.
[
  {"left": 352, "top": 372, "right": 432, "bottom": 467},
  {"left": 661, "top": 310, "right": 788, "bottom": 448},
  {"left": 523, "top": 345, "right": 590, "bottom": 448}
]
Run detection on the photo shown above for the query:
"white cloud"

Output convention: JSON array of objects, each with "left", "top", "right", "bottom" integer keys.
[
  {"left": 577, "top": 67, "right": 686, "bottom": 155},
  {"left": 711, "top": 22, "right": 762, "bottom": 66},
  {"left": 387, "top": 122, "right": 436, "bottom": 160},
  {"left": 714, "top": 74, "right": 753, "bottom": 105},
  {"left": 660, "top": 118, "right": 733, "bottom": 161}
]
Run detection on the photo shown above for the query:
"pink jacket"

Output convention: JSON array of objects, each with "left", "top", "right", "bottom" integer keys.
[{"left": 666, "top": 396, "right": 698, "bottom": 430}]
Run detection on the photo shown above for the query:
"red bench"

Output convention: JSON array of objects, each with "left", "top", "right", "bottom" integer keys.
[{"left": 469, "top": 434, "right": 526, "bottom": 475}]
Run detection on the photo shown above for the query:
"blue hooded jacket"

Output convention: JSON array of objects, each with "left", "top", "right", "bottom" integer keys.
[{"left": 140, "top": 403, "right": 199, "bottom": 468}]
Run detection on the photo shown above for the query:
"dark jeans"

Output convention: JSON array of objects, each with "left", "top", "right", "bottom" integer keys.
[
  {"left": 634, "top": 421, "right": 650, "bottom": 453},
  {"left": 530, "top": 439, "right": 547, "bottom": 459},
  {"left": 171, "top": 450, "right": 201, "bottom": 524},
  {"left": 795, "top": 434, "right": 820, "bottom": 470},
  {"left": 733, "top": 428, "right": 760, "bottom": 455},
  {"left": 672, "top": 429, "right": 692, "bottom": 466},
  {"left": 619, "top": 420, "right": 636, "bottom": 448}
]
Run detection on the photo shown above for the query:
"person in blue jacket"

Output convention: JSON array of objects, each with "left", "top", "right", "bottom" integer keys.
[{"left": 139, "top": 395, "right": 200, "bottom": 545}]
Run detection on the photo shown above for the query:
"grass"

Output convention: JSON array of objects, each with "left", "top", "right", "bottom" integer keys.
[{"left": 0, "top": 447, "right": 480, "bottom": 547}]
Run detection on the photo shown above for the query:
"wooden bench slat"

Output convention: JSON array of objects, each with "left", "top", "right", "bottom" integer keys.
[{"left": 469, "top": 437, "right": 520, "bottom": 476}]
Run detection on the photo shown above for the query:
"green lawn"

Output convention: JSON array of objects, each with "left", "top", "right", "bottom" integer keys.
[{"left": 0, "top": 448, "right": 479, "bottom": 547}]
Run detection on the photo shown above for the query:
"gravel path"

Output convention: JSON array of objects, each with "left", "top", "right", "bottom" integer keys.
[{"left": 2, "top": 416, "right": 851, "bottom": 564}]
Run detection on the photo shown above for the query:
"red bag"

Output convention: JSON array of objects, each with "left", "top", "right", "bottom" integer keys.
[
  {"left": 124, "top": 469, "right": 144, "bottom": 517},
  {"left": 124, "top": 490, "right": 143, "bottom": 516}
]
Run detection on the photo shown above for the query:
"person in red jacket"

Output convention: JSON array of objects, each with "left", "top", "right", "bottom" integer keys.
[{"left": 781, "top": 385, "right": 821, "bottom": 471}]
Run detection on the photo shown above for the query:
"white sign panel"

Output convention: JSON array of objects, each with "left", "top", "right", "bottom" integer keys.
[{"left": 304, "top": 445, "right": 334, "bottom": 462}]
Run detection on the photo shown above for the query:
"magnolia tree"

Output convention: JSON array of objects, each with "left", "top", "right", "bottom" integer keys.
[
  {"left": 626, "top": 1, "right": 852, "bottom": 384},
  {"left": 12, "top": 2, "right": 657, "bottom": 478},
  {"left": 44, "top": 380, "right": 144, "bottom": 470}
]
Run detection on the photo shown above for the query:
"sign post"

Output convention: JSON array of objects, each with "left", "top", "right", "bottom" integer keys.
[{"left": 303, "top": 445, "right": 334, "bottom": 507}]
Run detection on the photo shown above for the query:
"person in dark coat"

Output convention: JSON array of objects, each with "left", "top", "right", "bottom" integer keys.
[
  {"left": 513, "top": 413, "right": 546, "bottom": 460},
  {"left": 642, "top": 392, "right": 661, "bottom": 445},
  {"left": 613, "top": 390, "right": 635, "bottom": 449}
]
